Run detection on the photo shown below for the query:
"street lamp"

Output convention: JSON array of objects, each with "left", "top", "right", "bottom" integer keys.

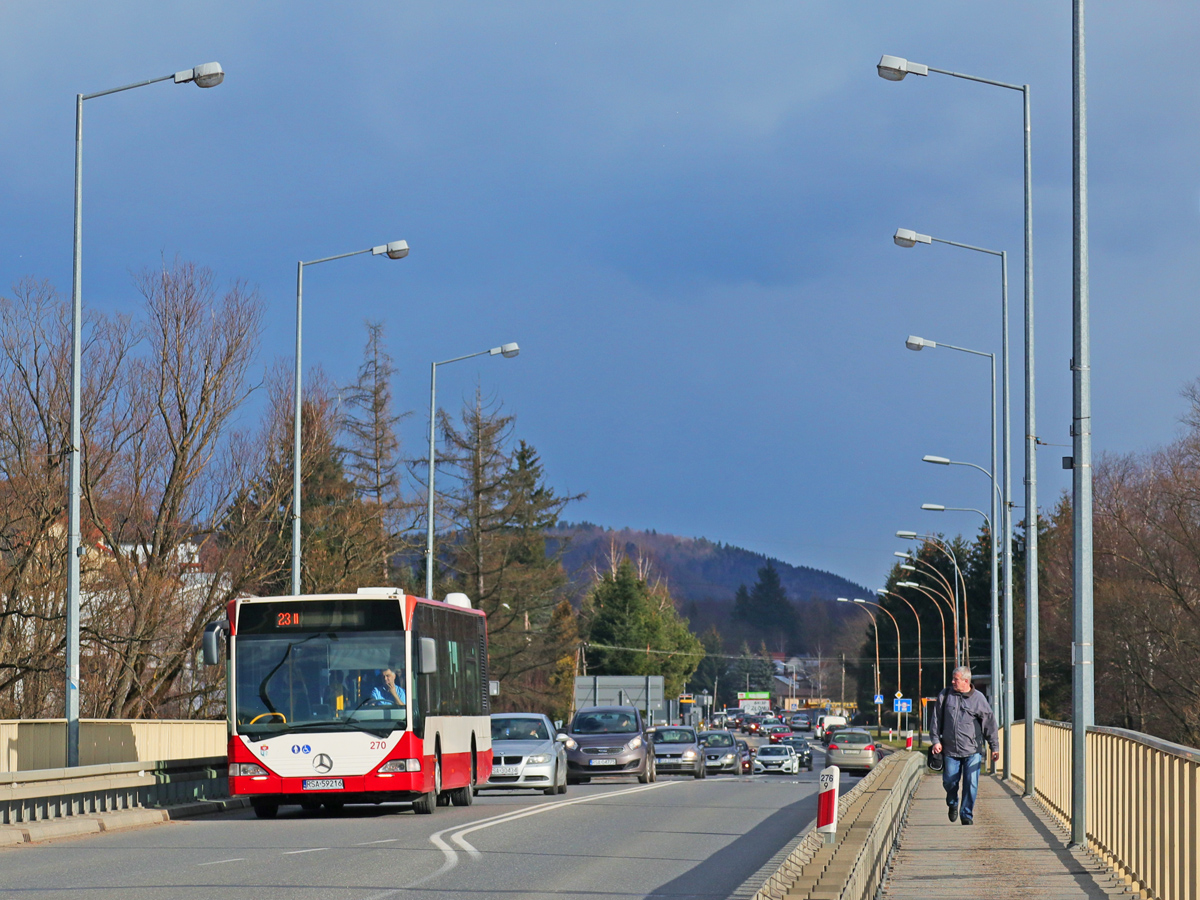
[
  {"left": 896, "top": 531, "right": 968, "bottom": 666},
  {"left": 840, "top": 597, "right": 902, "bottom": 729},
  {"left": 66, "top": 61, "right": 225, "bottom": 768},
  {"left": 291, "top": 241, "right": 409, "bottom": 595},
  {"left": 897, "top": 581, "right": 948, "bottom": 687},
  {"left": 877, "top": 587, "right": 925, "bottom": 741},
  {"left": 898, "top": 236, "right": 1012, "bottom": 687},
  {"left": 425, "top": 343, "right": 520, "bottom": 600},
  {"left": 923, "top": 452, "right": 1010, "bottom": 755},
  {"left": 895, "top": 553, "right": 959, "bottom": 669},
  {"left": 838, "top": 598, "right": 881, "bottom": 732},
  {"left": 905, "top": 336, "right": 999, "bottom": 674},
  {"left": 880, "top": 52, "right": 1037, "bottom": 796}
]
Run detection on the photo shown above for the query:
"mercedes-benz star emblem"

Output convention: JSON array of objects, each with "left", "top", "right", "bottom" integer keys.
[{"left": 313, "top": 753, "right": 333, "bottom": 774}]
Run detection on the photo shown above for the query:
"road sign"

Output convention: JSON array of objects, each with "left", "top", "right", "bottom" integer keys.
[
  {"left": 893, "top": 698, "right": 912, "bottom": 713},
  {"left": 873, "top": 694, "right": 884, "bottom": 705},
  {"left": 679, "top": 694, "right": 694, "bottom": 703},
  {"left": 817, "top": 766, "right": 840, "bottom": 844},
  {"left": 737, "top": 691, "right": 771, "bottom": 700},
  {"left": 894, "top": 691, "right": 903, "bottom": 699}
]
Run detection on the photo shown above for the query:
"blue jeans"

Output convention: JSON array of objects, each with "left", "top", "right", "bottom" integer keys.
[{"left": 942, "top": 753, "right": 982, "bottom": 820}]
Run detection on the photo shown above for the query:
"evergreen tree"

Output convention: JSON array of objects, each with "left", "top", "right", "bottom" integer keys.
[
  {"left": 583, "top": 559, "right": 703, "bottom": 697},
  {"left": 731, "top": 561, "right": 797, "bottom": 649}
]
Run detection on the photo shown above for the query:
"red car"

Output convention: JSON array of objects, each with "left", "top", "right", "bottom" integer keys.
[
  {"left": 736, "top": 740, "right": 753, "bottom": 773},
  {"left": 765, "top": 725, "right": 793, "bottom": 743}
]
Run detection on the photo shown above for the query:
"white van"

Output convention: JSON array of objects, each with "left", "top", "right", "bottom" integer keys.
[{"left": 815, "top": 714, "right": 847, "bottom": 742}]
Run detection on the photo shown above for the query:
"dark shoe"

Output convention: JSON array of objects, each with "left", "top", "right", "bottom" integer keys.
[
  {"left": 948, "top": 802, "right": 959, "bottom": 822},
  {"left": 961, "top": 816, "right": 973, "bottom": 825}
]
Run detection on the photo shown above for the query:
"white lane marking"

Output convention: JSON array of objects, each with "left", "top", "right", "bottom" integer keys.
[
  {"left": 282, "top": 847, "right": 328, "bottom": 854},
  {"left": 449, "top": 781, "right": 674, "bottom": 859},
  {"left": 196, "top": 858, "right": 244, "bottom": 866},
  {"left": 354, "top": 838, "right": 399, "bottom": 845},
  {"left": 399, "top": 781, "right": 677, "bottom": 890}
]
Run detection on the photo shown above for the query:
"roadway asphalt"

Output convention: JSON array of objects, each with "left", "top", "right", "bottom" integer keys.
[{"left": 1, "top": 764, "right": 844, "bottom": 900}]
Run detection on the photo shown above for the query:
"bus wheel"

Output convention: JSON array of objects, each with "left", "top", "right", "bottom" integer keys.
[
  {"left": 412, "top": 757, "right": 441, "bottom": 814},
  {"left": 450, "top": 785, "right": 473, "bottom": 806},
  {"left": 252, "top": 800, "right": 279, "bottom": 819}
]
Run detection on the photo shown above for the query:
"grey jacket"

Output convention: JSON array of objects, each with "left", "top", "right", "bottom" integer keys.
[{"left": 929, "top": 687, "right": 999, "bottom": 758}]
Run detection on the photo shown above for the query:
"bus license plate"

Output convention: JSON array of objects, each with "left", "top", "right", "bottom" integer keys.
[
  {"left": 491, "top": 765, "right": 520, "bottom": 777},
  {"left": 589, "top": 759, "right": 617, "bottom": 766},
  {"left": 302, "top": 778, "right": 343, "bottom": 790}
]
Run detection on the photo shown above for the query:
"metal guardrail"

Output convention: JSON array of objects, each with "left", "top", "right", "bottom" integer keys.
[
  {"left": 1, "top": 756, "right": 230, "bottom": 825},
  {"left": 1002, "top": 719, "right": 1199, "bottom": 900},
  {"left": 746, "top": 750, "right": 925, "bottom": 900}
]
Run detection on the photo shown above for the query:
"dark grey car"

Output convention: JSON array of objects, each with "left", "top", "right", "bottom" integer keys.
[
  {"left": 698, "top": 730, "right": 740, "bottom": 774},
  {"left": 564, "top": 706, "right": 654, "bottom": 784}
]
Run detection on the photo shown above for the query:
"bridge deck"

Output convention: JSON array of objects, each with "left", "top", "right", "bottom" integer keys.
[{"left": 882, "top": 773, "right": 1127, "bottom": 899}]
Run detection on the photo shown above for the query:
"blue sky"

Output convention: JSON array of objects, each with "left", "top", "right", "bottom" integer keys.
[{"left": 2, "top": 3, "right": 1197, "bottom": 590}]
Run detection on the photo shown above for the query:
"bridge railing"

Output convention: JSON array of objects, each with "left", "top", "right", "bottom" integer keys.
[
  {"left": 1002, "top": 718, "right": 1199, "bottom": 900},
  {"left": 0, "top": 719, "right": 226, "bottom": 772}
]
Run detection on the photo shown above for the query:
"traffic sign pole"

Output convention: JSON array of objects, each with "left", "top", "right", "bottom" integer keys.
[{"left": 817, "top": 766, "right": 840, "bottom": 844}]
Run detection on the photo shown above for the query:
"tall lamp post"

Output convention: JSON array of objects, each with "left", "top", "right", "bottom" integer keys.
[
  {"left": 877, "top": 587, "right": 925, "bottom": 741},
  {"left": 897, "top": 579, "right": 949, "bottom": 687},
  {"left": 894, "top": 551, "right": 959, "bottom": 667},
  {"left": 904, "top": 334, "right": 999, "bottom": 684},
  {"left": 840, "top": 598, "right": 902, "bottom": 728},
  {"left": 838, "top": 598, "right": 881, "bottom": 732},
  {"left": 878, "top": 54, "right": 1038, "bottom": 799},
  {"left": 898, "top": 234, "right": 1012, "bottom": 691},
  {"left": 425, "top": 343, "right": 520, "bottom": 600},
  {"left": 292, "top": 240, "right": 410, "bottom": 595},
  {"left": 67, "top": 62, "right": 225, "bottom": 768},
  {"left": 896, "top": 531, "right": 968, "bottom": 665}
]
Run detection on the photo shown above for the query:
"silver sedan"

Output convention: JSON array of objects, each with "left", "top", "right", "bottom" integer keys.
[{"left": 479, "top": 713, "right": 568, "bottom": 795}]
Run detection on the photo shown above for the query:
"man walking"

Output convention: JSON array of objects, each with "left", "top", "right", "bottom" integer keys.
[{"left": 929, "top": 666, "right": 999, "bottom": 825}]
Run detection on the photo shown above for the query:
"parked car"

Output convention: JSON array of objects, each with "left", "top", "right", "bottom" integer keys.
[
  {"left": 564, "top": 706, "right": 654, "bottom": 784},
  {"left": 753, "top": 744, "right": 800, "bottom": 775},
  {"left": 789, "top": 713, "right": 812, "bottom": 731},
  {"left": 779, "top": 736, "right": 814, "bottom": 770},
  {"left": 698, "top": 730, "right": 740, "bottom": 774},
  {"left": 480, "top": 713, "right": 568, "bottom": 795},
  {"left": 764, "top": 724, "right": 793, "bottom": 743},
  {"left": 649, "top": 726, "right": 705, "bottom": 778},
  {"left": 815, "top": 714, "right": 848, "bottom": 743},
  {"left": 736, "top": 739, "right": 754, "bottom": 773},
  {"left": 824, "top": 729, "right": 879, "bottom": 775}
]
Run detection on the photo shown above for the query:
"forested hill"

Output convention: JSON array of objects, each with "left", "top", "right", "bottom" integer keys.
[{"left": 547, "top": 523, "right": 872, "bottom": 605}]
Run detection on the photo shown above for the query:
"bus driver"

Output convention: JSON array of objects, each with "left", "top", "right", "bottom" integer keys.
[{"left": 370, "top": 666, "right": 406, "bottom": 706}]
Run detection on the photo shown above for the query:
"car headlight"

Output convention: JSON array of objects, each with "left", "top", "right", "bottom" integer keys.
[
  {"left": 229, "top": 763, "right": 267, "bottom": 777},
  {"left": 682, "top": 749, "right": 697, "bottom": 759},
  {"left": 624, "top": 736, "right": 643, "bottom": 751},
  {"left": 721, "top": 753, "right": 735, "bottom": 762},
  {"left": 564, "top": 737, "right": 578, "bottom": 750},
  {"left": 526, "top": 754, "right": 551, "bottom": 765}
]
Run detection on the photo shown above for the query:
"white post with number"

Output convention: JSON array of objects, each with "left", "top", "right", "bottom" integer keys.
[{"left": 817, "top": 765, "right": 840, "bottom": 844}]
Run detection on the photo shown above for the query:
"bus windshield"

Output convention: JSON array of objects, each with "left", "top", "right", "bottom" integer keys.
[{"left": 235, "top": 630, "right": 407, "bottom": 739}]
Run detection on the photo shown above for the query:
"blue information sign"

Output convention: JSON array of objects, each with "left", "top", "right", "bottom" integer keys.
[
  {"left": 893, "top": 698, "right": 912, "bottom": 713},
  {"left": 873, "top": 694, "right": 884, "bottom": 705}
]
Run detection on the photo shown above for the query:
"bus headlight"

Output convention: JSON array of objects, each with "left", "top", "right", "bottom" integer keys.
[
  {"left": 229, "top": 763, "right": 268, "bottom": 777},
  {"left": 378, "top": 759, "right": 422, "bottom": 773}
]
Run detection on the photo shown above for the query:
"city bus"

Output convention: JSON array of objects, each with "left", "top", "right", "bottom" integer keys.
[{"left": 202, "top": 587, "right": 492, "bottom": 818}]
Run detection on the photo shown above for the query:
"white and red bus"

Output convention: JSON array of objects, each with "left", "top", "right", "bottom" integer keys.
[{"left": 202, "top": 588, "right": 492, "bottom": 818}]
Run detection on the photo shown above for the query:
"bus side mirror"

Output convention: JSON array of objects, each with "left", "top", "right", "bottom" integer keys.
[
  {"left": 202, "top": 620, "right": 227, "bottom": 666},
  {"left": 419, "top": 637, "right": 438, "bottom": 674}
]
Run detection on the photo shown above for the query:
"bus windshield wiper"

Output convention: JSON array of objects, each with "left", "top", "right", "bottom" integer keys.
[{"left": 306, "top": 719, "right": 396, "bottom": 738}]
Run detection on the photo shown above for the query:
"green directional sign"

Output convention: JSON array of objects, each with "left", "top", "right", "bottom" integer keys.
[{"left": 737, "top": 691, "right": 771, "bottom": 700}]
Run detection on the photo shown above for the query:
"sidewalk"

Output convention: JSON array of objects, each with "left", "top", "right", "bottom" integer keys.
[{"left": 882, "top": 774, "right": 1128, "bottom": 899}]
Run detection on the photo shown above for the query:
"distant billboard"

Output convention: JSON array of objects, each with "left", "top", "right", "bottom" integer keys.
[{"left": 574, "top": 675, "right": 664, "bottom": 715}]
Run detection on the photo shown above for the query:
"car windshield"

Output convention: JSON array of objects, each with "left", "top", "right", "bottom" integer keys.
[
  {"left": 492, "top": 717, "right": 549, "bottom": 741},
  {"left": 831, "top": 732, "right": 872, "bottom": 745},
  {"left": 235, "top": 631, "right": 407, "bottom": 738},
  {"left": 651, "top": 728, "right": 696, "bottom": 744},
  {"left": 701, "top": 733, "right": 735, "bottom": 748},
  {"left": 571, "top": 711, "right": 639, "bottom": 734},
  {"left": 784, "top": 738, "right": 810, "bottom": 748},
  {"left": 758, "top": 746, "right": 787, "bottom": 756}
]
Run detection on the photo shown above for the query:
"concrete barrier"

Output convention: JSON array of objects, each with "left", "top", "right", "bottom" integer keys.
[
  {"left": 741, "top": 750, "right": 925, "bottom": 900},
  {"left": 1, "top": 756, "right": 230, "bottom": 825},
  {"left": 0, "top": 719, "right": 227, "bottom": 772}
]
